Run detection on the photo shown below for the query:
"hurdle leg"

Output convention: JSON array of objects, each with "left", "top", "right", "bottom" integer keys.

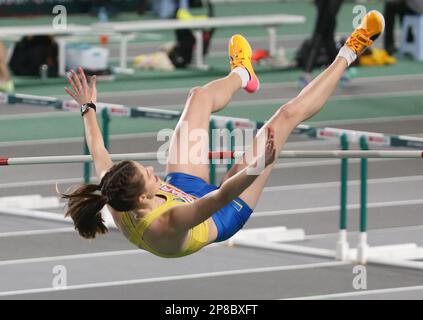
[
  {"left": 357, "top": 136, "right": 370, "bottom": 264},
  {"left": 119, "top": 34, "right": 132, "bottom": 71},
  {"left": 83, "top": 141, "right": 91, "bottom": 184},
  {"left": 336, "top": 134, "right": 350, "bottom": 261},
  {"left": 57, "top": 37, "right": 66, "bottom": 77},
  {"left": 266, "top": 26, "right": 277, "bottom": 57},
  {"left": 193, "top": 30, "right": 210, "bottom": 70},
  {"left": 58, "top": 38, "right": 67, "bottom": 77}
]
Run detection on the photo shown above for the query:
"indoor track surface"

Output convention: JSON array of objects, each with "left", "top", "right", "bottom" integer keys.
[{"left": 0, "top": 1, "right": 422, "bottom": 300}]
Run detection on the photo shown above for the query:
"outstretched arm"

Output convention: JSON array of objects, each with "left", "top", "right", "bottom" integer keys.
[
  {"left": 65, "top": 68, "right": 113, "bottom": 179},
  {"left": 169, "top": 127, "right": 276, "bottom": 231}
]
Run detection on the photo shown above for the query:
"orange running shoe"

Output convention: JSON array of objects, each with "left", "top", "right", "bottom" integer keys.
[
  {"left": 229, "top": 34, "right": 260, "bottom": 93},
  {"left": 345, "top": 10, "right": 385, "bottom": 55}
]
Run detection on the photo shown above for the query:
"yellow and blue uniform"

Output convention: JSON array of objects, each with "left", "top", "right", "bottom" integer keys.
[
  {"left": 120, "top": 172, "right": 253, "bottom": 258},
  {"left": 120, "top": 181, "right": 209, "bottom": 258}
]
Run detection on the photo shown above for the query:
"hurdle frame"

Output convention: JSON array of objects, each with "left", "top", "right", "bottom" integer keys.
[
  {"left": 2, "top": 151, "right": 423, "bottom": 270},
  {"left": 0, "top": 149, "right": 423, "bottom": 270}
]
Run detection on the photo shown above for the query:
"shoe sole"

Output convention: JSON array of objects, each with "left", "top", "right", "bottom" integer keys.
[
  {"left": 367, "top": 10, "right": 385, "bottom": 41},
  {"left": 246, "top": 77, "right": 260, "bottom": 93}
]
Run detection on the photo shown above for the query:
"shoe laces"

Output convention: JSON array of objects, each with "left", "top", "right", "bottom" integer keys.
[
  {"left": 347, "top": 29, "right": 372, "bottom": 51},
  {"left": 230, "top": 59, "right": 244, "bottom": 69},
  {"left": 230, "top": 49, "right": 247, "bottom": 68}
]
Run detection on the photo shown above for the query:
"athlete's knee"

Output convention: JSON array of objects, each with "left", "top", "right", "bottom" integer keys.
[
  {"left": 189, "top": 86, "right": 212, "bottom": 101},
  {"left": 186, "top": 87, "right": 213, "bottom": 113},
  {"left": 189, "top": 86, "right": 201, "bottom": 97},
  {"left": 277, "top": 101, "right": 304, "bottom": 122}
]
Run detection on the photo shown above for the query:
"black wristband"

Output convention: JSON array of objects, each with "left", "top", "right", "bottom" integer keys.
[{"left": 81, "top": 102, "right": 97, "bottom": 117}]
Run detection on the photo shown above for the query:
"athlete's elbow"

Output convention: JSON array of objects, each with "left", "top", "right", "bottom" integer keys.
[{"left": 217, "top": 188, "right": 236, "bottom": 206}]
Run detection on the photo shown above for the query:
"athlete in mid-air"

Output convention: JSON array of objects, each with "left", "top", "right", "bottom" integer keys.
[{"left": 62, "top": 11, "right": 384, "bottom": 258}]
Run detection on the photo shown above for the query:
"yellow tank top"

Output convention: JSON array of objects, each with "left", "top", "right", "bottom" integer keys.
[{"left": 120, "top": 182, "right": 209, "bottom": 258}]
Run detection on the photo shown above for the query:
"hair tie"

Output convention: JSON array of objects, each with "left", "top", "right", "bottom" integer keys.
[
  {"left": 102, "top": 194, "right": 109, "bottom": 204},
  {"left": 98, "top": 181, "right": 108, "bottom": 202}
]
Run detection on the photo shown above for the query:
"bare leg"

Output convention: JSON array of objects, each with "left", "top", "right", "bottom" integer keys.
[
  {"left": 166, "top": 73, "right": 242, "bottom": 182},
  {"left": 0, "top": 42, "right": 10, "bottom": 82},
  {"left": 204, "top": 73, "right": 242, "bottom": 113},
  {"left": 224, "top": 57, "right": 348, "bottom": 208}
]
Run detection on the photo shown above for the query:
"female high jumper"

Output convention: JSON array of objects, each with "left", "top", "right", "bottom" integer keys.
[{"left": 62, "top": 11, "right": 384, "bottom": 258}]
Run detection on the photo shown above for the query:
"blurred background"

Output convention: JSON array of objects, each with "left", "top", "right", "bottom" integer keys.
[
  {"left": 0, "top": 0, "right": 420, "bottom": 142},
  {"left": 1, "top": 0, "right": 423, "bottom": 300}
]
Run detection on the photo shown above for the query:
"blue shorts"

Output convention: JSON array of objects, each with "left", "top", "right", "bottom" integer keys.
[{"left": 164, "top": 172, "right": 253, "bottom": 242}]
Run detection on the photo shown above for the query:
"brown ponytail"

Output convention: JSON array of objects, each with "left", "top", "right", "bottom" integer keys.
[
  {"left": 60, "top": 161, "right": 145, "bottom": 239},
  {"left": 60, "top": 183, "right": 109, "bottom": 239}
]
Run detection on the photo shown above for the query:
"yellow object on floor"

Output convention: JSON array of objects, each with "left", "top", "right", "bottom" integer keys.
[
  {"left": 0, "top": 80, "right": 14, "bottom": 93},
  {"left": 134, "top": 52, "right": 175, "bottom": 71},
  {"left": 176, "top": 8, "right": 208, "bottom": 21},
  {"left": 359, "top": 48, "right": 397, "bottom": 66}
]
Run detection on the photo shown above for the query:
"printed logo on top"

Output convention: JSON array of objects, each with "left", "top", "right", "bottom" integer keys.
[
  {"left": 160, "top": 184, "right": 196, "bottom": 204},
  {"left": 109, "top": 107, "right": 130, "bottom": 117},
  {"left": 63, "top": 100, "right": 80, "bottom": 112},
  {"left": 367, "top": 135, "right": 388, "bottom": 145},
  {"left": 318, "top": 130, "right": 338, "bottom": 138},
  {"left": 234, "top": 121, "right": 254, "bottom": 129},
  {"left": 96, "top": 103, "right": 130, "bottom": 117}
]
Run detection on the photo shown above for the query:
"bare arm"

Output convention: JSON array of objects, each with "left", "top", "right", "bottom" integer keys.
[
  {"left": 82, "top": 110, "right": 113, "bottom": 178},
  {"left": 65, "top": 68, "right": 113, "bottom": 178},
  {"left": 170, "top": 128, "right": 276, "bottom": 230}
]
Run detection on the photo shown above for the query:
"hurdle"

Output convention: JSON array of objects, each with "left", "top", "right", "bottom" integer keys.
[
  {"left": 1, "top": 149, "right": 423, "bottom": 269},
  {"left": 1, "top": 150, "right": 423, "bottom": 166},
  {"left": 207, "top": 121, "right": 423, "bottom": 270}
]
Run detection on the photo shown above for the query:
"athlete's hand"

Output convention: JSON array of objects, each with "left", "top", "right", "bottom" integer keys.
[
  {"left": 264, "top": 126, "right": 276, "bottom": 167},
  {"left": 65, "top": 67, "right": 97, "bottom": 105}
]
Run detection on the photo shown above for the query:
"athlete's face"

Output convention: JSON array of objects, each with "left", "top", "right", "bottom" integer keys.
[{"left": 135, "top": 162, "right": 161, "bottom": 198}]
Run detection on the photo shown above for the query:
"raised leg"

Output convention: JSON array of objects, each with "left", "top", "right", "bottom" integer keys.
[
  {"left": 165, "top": 33, "right": 262, "bottom": 181},
  {"left": 225, "top": 10, "right": 385, "bottom": 209},
  {"left": 165, "top": 73, "right": 242, "bottom": 182},
  {"left": 235, "top": 57, "right": 348, "bottom": 209}
]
